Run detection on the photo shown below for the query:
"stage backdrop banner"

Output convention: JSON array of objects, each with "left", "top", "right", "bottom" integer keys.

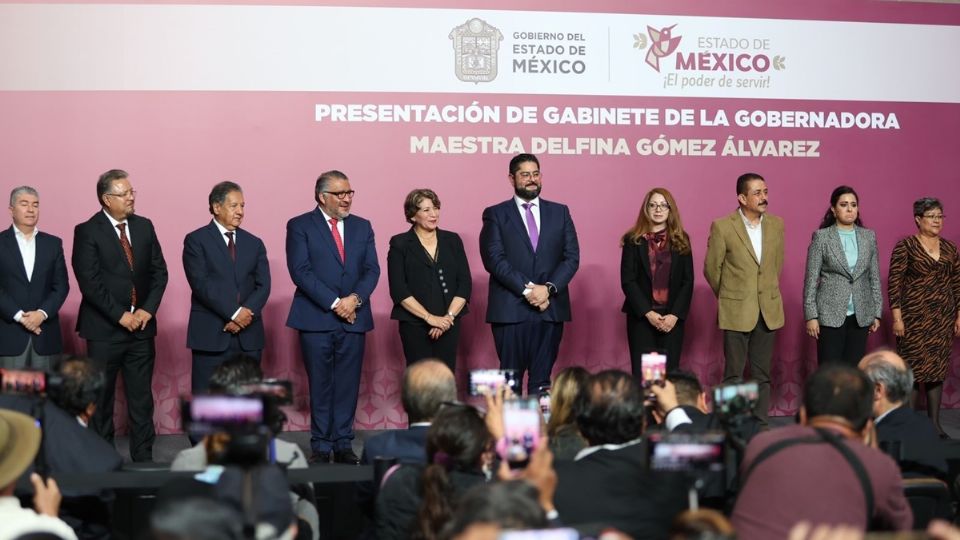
[{"left": 1, "top": 1, "right": 959, "bottom": 432}]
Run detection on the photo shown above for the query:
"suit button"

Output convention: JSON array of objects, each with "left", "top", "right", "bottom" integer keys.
[
  {"left": 438, "top": 269, "right": 444, "bottom": 274},
  {"left": 444, "top": 288, "right": 449, "bottom": 293},
  {"left": 849, "top": 279, "right": 854, "bottom": 284}
]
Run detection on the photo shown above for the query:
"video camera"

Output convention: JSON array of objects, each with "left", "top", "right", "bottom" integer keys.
[
  {"left": 180, "top": 379, "right": 293, "bottom": 468},
  {"left": 0, "top": 368, "right": 63, "bottom": 398}
]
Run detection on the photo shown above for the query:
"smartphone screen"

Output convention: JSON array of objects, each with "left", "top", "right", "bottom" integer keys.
[
  {"left": 713, "top": 381, "right": 759, "bottom": 416},
  {"left": 537, "top": 386, "right": 551, "bottom": 423},
  {"left": 647, "top": 431, "right": 725, "bottom": 473},
  {"left": 502, "top": 398, "right": 541, "bottom": 469},
  {"left": 469, "top": 369, "right": 519, "bottom": 396},
  {"left": 640, "top": 351, "right": 667, "bottom": 389},
  {"left": 499, "top": 529, "right": 579, "bottom": 540},
  {"left": 0, "top": 368, "right": 47, "bottom": 395}
]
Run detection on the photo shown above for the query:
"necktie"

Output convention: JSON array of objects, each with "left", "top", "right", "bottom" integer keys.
[
  {"left": 522, "top": 202, "right": 539, "bottom": 251},
  {"left": 329, "top": 218, "right": 345, "bottom": 262},
  {"left": 116, "top": 223, "right": 137, "bottom": 307},
  {"left": 225, "top": 231, "right": 236, "bottom": 262}
]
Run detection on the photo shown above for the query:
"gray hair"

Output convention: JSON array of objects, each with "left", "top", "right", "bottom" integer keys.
[
  {"left": 9, "top": 186, "right": 38, "bottom": 207},
  {"left": 314, "top": 170, "right": 348, "bottom": 205},
  {"left": 861, "top": 355, "right": 914, "bottom": 403}
]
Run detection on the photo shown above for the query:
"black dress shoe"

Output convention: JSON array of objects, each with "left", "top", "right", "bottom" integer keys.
[
  {"left": 334, "top": 449, "right": 361, "bottom": 465},
  {"left": 309, "top": 451, "right": 332, "bottom": 464}
]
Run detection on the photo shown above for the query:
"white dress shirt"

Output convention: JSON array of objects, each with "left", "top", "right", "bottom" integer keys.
[
  {"left": 738, "top": 208, "right": 763, "bottom": 263},
  {"left": 102, "top": 209, "right": 131, "bottom": 245},
  {"left": 11, "top": 225, "right": 48, "bottom": 322}
]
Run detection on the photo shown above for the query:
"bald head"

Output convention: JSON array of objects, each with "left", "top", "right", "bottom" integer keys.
[
  {"left": 859, "top": 349, "right": 913, "bottom": 410},
  {"left": 401, "top": 359, "right": 457, "bottom": 423}
]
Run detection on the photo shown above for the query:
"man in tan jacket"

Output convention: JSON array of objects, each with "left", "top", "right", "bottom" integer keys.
[{"left": 704, "top": 173, "right": 784, "bottom": 423}]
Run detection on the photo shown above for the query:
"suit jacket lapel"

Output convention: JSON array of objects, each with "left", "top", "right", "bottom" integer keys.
[
  {"left": 506, "top": 200, "right": 535, "bottom": 254},
  {"left": 638, "top": 238, "right": 652, "bottom": 279},
  {"left": 206, "top": 222, "right": 239, "bottom": 284},
  {"left": 1, "top": 229, "right": 29, "bottom": 283},
  {"left": 849, "top": 227, "right": 869, "bottom": 278},
  {"left": 732, "top": 212, "right": 760, "bottom": 266},
  {"left": 825, "top": 226, "right": 852, "bottom": 278},
  {"left": 310, "top": 209, "right": 343, "bottom": 267},
  {"left": 405, "top": 228, "right": 433, "bottom": 268},
  {"left": 96, "top": 212, "right": 129, "bottom": 265}
]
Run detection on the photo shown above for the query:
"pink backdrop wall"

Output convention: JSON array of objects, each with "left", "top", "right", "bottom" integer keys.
[{"left": 2, "top": 1, "right": 960, "bottom": 433}]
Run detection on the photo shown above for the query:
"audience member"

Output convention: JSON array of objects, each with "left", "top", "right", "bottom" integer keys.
[
  {"left": 552, "top": 370, "right": 687, "bottom": 538},
  {"left": 376, "top": 404, "right": 493, "bottom": 540},
  {"left": 670, "top": 509, "right": 736, "bottom": 540},
  {"left": 440, "top": 481, "right": 549, "bottom": 540},
  {"left": 665, "top": 370, "right": 710, "bottom": 431},
  {"left": 731, "top": 364, "right": 912, "bottom": 539},
  {"left": 545, "top": 366, "right": 589, "bottom": 460},
  {"left": 150, "top": 497, "right": 243, "bottom": 540},
  {"left": 0, "top": 409, "right": 77, "bottom": 539},
  {"left": 215, "top": 465, "right": 298, "bottom": 540},
  {"left": 859, "top": 349, "right": 948, "bottom": 477}
]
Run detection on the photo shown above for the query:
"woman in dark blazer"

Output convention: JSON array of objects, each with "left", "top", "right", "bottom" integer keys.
[
  {"left": 388, "top": 189, "right": 471, "bottom": 370},
  {"left": 620, "top": 187, "right": 694, "bottom": 374},
  {"left": 803, "top": 185, "right": 881, "bottom": 366}
]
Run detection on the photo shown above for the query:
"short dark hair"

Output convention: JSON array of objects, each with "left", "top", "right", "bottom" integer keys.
[
  {"left": 51, "top": 356, "right": 104, "bottom": 418},
  {"left": 667, "top": 370, "right": 703, "bottom": 407},
  {"left": 403, "top": 189, "right": 441, "bottom": 225},
  {"left": 575, "top": 370, "right": 645, "bottom": 445},
  {"left": 736, "top": 172, "right": 764, "bottom": 196},
  {"left": 314, "top": 170, "right": 348, "bottom": 205},
  {"left": 913, "top": 197, "right": 943, "bottom": 219},
  {"left": 440, "top": 480, "right": 548, "bottom": 539},
  {"left": 208, "top": 181, "right": 242, "bottom": 215},
  {"left": 508, "top": 153, "right": 539, "bottom": 176},
  {"left": 819, "top": 185, "right": 864, "bottom": 229},
  {"left": 401, "top": 359, "right": 456, "bottom": 423},
  {"left": 803, "top": 364, "right": 873, "bottom": 431},
  {"left": 97, "top": 169, "right": 128, "bottom": 207},
  {"left": 208, "top": 354, "right": 262, "bottom": 393}
]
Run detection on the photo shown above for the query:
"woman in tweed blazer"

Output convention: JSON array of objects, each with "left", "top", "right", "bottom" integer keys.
[{"left": 803, "top": 186, "right": 882, "bottom": 365}]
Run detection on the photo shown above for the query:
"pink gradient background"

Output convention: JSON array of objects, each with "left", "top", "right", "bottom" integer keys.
[{"left": 2, "top": 1, "right": 959, "bottom": 433}]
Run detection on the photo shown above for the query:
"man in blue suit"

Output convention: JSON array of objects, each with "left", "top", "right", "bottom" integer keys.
[
  {"left": 480, "top": 154, "right": 580, "bottom": 394},
  {"left": 0, "top": 186, "right": 69, "bottom": 369},
  {"left": 286, "top": 170, "right": 380, "bottom": 464},
  {"left": 183, "top": 181, "right": 271, "bottom": 394}
]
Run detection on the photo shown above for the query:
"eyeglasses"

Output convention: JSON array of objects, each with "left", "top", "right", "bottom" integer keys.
[
  {"left": 106, "top": 190, "right": 136, "bottom": 199},
  {"left": 647, "top": 203, "right": 671, "bottom": 211},
  {"left": 323, "top": 190, "right": 355, "bottom": 200},
  {"left": 514, "top": 171, "right": 541, "bottom": 181},
  {"left": 923, "top": 214, "right": 945, "bottom": 221}
]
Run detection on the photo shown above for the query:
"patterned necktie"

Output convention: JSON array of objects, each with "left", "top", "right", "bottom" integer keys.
[
  {"left": 329, "top": 218, "right": 345, "bottom": 262},
  {"left": 116, "top": 223, "right": 137, "bottom": 307},
  {"left": 225, "top": 231, "right": 236, "bottom": 262},
  {"left": 522, "top": 202, "right": 539, "bottom": 251}
]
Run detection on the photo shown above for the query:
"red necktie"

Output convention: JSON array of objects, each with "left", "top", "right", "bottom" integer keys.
[
  {"left": 116, "top": 223, "right": 137, "bottom": 307},
  {"left": 225, "top": 231, "right": 236, "bottom": 262},
  {"left": 329, "top": 218, "right": 345, "bottom": 262}
]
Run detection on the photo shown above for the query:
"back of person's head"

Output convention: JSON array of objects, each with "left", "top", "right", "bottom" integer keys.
[
  {"left": 803, "top": 364, "right": 874, "bottom": 431},
  {"left": 51, "top": 356, "right": 104, "bottom": 418},
  {"left": 417, "top": 404, "right": 493, "bottom": 540},
  {"left": 0, "top": 409, "right": 41, "bottom": 492},
  {"left": 208, "top": 354, "right": 263, "bottom": 394},
  {"left": 440, "top": 481, "right": 548, "bottom": 540},
  {"left": 859, "top": 350, "right": 914, "bottom": 405},
  {"left": 667, "top": 370, "right": 703, "bottom": 408},
  {"left": 402, "top": 359, "right": 457, "bottom": 424},
  {"left": 575, "top": 370, "right": 645, "bottom": 446},
  {"left": 151, "top": 497, "right": 243, "bottom": 540},
  {"left": 669, "top": 509, "right": 735, "bottom": 540},
  {"left": 215, "top": 465, "right": 296, "bottom": 540},
  {"left": 546, "top": 366, "right": 590, "bottom": 438}
]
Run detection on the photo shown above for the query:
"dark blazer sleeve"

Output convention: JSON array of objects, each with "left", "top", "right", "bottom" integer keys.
[
  {"left": 671, "top": 248, "right": 694, "bottom": 319},
  {"left": 544, "top": 203, "right": 580, "bottom": 292},
  {"left": 621, "top": 239, "right": 652, "bottom": 318},
  {"left": 285, "top": 217, "right": 339, "bottom": 309},
  {"left": 448, "top": 231, "right": 472, "bottom": 300},
  {"left": 479, "top": 205, "right": 528, "bottom": 296},
  {"left": 182, "top": 231, "right": 237, "bottom": 320},
  {"left": 387, "top": 233, "right": 413, "bottom": 305},
  {"left": 72, "top": 222, "right": 128, "bottom": 324},
  {"left": 38, "top": 235, "right": 70, "bottom": 317},
  {"left": 244, "top": 236, "right": 271, "bottom": 315},
  {"left": 353, "top": 220, "right": 380, "bottom": 304},
  {"left": 139, "top": 218, "right": 168, "bottom": 315}
]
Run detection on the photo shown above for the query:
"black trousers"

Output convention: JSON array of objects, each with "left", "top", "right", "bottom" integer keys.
[
  {"left": 492, "top": 321, "right": 564, "bottom": 395},
  {"left": 626, "top": 311, "right": 685, "bottom": 377},
  {"left": 87, "top": 338, "right": 156, "bottom": 462},
  {"left": 817, "top": 314, "right": 870, "bottom": 367},
  {"left": 397, "top": 321, "right": 461, "bottom": 372}
]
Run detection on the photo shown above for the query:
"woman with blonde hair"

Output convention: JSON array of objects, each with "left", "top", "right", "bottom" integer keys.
[{"left": 546, "top": 366, "right": 590, "bottom": 460}]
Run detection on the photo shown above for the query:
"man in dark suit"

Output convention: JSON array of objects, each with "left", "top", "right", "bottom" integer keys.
[
  {"left": 72, "top": 169, "right": 168, "bottom": 462},
  {"left": 859, "top": 349, "right": 947, "bottom": 477},
  {"left": 479, "top": 154, "right": 580, "bottom": 394},
  {"left": 553, "top": 370, "right": 687, "bottom": 538},
  {"left": 183, "top": 181, "right": 271, "bottom": 394},
  {"left": 286, "top": 170, "right": 380, "bottom": 464},
  {"left": 0, "top": 186, "right": 69, "bottom": 369}
]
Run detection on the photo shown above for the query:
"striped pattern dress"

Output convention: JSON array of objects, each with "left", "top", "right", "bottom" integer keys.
[{"left": 888, "top": 236, "right": 960, "bottom": 382}]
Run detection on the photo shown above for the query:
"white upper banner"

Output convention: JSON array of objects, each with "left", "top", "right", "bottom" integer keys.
[{"left": 1, "top": 4, "right": 958, "bottom": 102}]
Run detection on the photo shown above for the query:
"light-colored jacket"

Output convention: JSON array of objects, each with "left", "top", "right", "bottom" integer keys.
[
  {"left": 704, "top": 210, "right": 785, "bottom": 332},
  {"left": 803, "top": 225, "right": 882, "bottom": 328}
]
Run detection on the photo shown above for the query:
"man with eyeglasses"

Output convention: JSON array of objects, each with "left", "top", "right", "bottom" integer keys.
[
  {"left": 703, "top": 172, "right": 784, "bottom": 426},
  {"left": 72, "top": 169, "right": 168, "bottom": 461},
  {"left": 479, "top": 153, "right": 580, "bottom": 395},
  {"left": 285, "top": 170, "right": 380, "bottom": 464}
]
